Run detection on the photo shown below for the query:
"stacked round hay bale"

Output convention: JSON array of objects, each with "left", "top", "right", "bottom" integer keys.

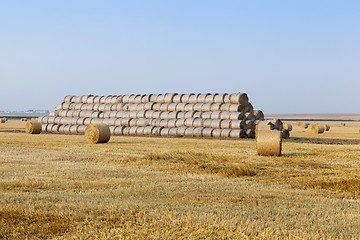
[{"left": 38, "top": 92, "right": 282, "bottom": 139}]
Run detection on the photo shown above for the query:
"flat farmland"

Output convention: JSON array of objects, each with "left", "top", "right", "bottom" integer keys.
[{"left": 1, "top": 119, "right": 360, "bottom": 239}]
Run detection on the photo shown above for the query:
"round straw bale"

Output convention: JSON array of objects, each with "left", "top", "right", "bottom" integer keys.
[
  {"left": 152, "top": 103, "right": 162, "bottom": 111},
  {"left": 58, "top": 110, "right": 67, "bottom": 117},
  {"left": 205, "top": 94, "right": 215, "bottom": 103},
  {"left": 167, "top": 119, "right": 177, "bottom": 128},
  {"left": 69, "top": 125, "right": 79, "bottom": 134},
  {"left": 256, "top": 129, "right": 282, "bottom": 156},
  {"left": 58, "top": 125, "right": 66, "bottom": 133},
  {"left": 184, "top": 118, "right": 195, "bottom": 127},
  {"left": 104, "top": 118, "right": 117, "bottom": 126},
  {"left": 121, "top": 118, "right": 132, "bottom": 127},
  {"left": 54, "top": 117, "right": 62, "bottom": 124},
  {"left": 41, "top": 124, "right": 48, "bottom": 132},
  {"left": 78, "top": 125, "right": 87, "bottom": 134},
  {"left": 159, "top": 119, "right": 169, "bottom": 127},
  {"left": 203, "top": 119, "right": 213, "bottom": 128},
  {"left": 144, "top": 102, "right": 155, "bottom": 110},
  {"left": 134, "top": 95, "right": 142, "bottom": 104},
  {"left": 175, "top": 103, "right": 187, "bottom": 111},
  {"left": 71, "top": 110, "right": 81, "bottom": 117},
  {"left": 97, "top": 104, "right": 106, "bottom": 112},
  {"left": 115, "top": 111, "right": 128, "bottom": 118},
  {"left": 202, "top": 128, "right": 214, "bottom": 137},
  {"left": 127, "top": 104, "right": 138, "bottom": 111},
  {"left": 220, "top": 104, "right": 231, "bottom": 111},
  {"left": 253, "top": 110, "right": 265, "bottom": 121},
  {"left": 46, "top": 116, "right": 56, "bottom": 124},
  {"left": 220, "top": 129, "right": 231, "bottom": 138},
  {"left": 93, "top": 96, "right": 102, "bottom": 104},
  {"left": 177, "top": 112, "right": 186, "bottom": 119},
  {"left": 201, "top": 112, "right": 212, "bottom": 119},
  {"left": 200, "top": 103, "right": 212, "bottom": 112},
  {"left": 144, "top": 110, "right": 154, "bottom": 118},
  {"left": 184, "top": 104, "right": 194, "bottom": 112},
  {"left": 296, "top": 122, "right": 308, "bottom": 128},
  {"left": 255, "top": 124, "right": 271, "bottom": 139},
  {"left": 80, "top": 95, "right": 93, "bottom": 104},
  {"left": 164, "top": 93, "right": 177, "bottom": 103},
  {"left": 220, "top": 111, "right": 231, "bottom": 120},
  {"left": 61, "top": 102, "right": 71, "bottom": 110},
  {"left": 128, "top": 127, "right": 138, "bottom": 136},
  {"left": 136, "top": 126, "right": 145, "bottom": 136},
  {"left": 129, "top": 111, "right": 138, "bottom": 118},
  {"left": 283, "top": 122, "right": 293, "bottom": 131},
  {"left": 188, "top": 94, "right": 199, "bottom": 104},
  {"left": 173, "top": 94, "right": 184, "bottom": 103},
  {"left": 122, "top": 127, "right": 131, "bottom": 136},
  {"left": 98, "top": 96, "right": 107, "bottom": 104},
  {"left": 76, "top": 118, "right": 86, "bottom": 125},
  {"left": 128, "top": 94, "right": 139, "bottom": 104},
  {"left": 246, "top": 129, "right": 256, "bottom": 138},
  {"left": 212, "top": 129, "right": 222, "bottom": 138},
  {"left": 140, "top": 94, "right": 151, "bottom": 103},
  {"left": 90, "top": 118, "right": 104, "bottom": 125},
  {"left": 87, "top": 96, "right": 95, "bottom": 104},
  {"left": 210, "top": 119, "right": 222, "bottom": 128},
  {"left": 193, "top": 112, "right": 202, "bottom": 118},
  {"left": 92, "top": 103, "right": 100, "bottom": 111},
  {"left": 108, "top": 126, "right": 116, "bottom": 135},
  {"left": 160, "top": 127, "right": 170, "bottom": 137},
  {"left": 103, "top": 111, "right": 111, "bottom": 119},
  {"left": 323, "top": 124, "right": 330, "bottom": 131},
  {"left": 37, "top": 116, "right": 45, "bottom": 123},
  {"left": 193, "top": 118, "right": 204, "bottom": 128},
  {"left": 270, "top": 119, "right": 283, "bottom": 130},
  {"left": 210, "top": 111, "right": 221, "bottom": 119},
  {"left": 197, "top": 94, "right": 211, "bottom": 103},
  {"left": 99, "top": 112, "right": 105, "bottom": 118},
  {"left": 26, "top": 121, "right": 42, "bottom": 134},
  {"left": 224, "top": 94, "right": 231, "bottom": 103},
  {"left": 104, "top": 96, "right": 113, "bottom": 104},
  {"left": 175, "top": 119, "right": 186, "bottom": 127},
  {"left": 210, "top": 103, "right": 222, "bottom": 111},
  {"left": 109, "top": 111, "right": 118, "bottom": 118},
  {"left": 151, "top": 111, "right": 161, "bottom": 119},
  {"left": 41, "top": 116, "right": 50, "bottom": 124},
  {"left": 229, "top": 129, "right": 247, "bottom": 138},
  {"left": 245, "top": 112, "right": 255, "bottom": 120},
  {"left": 160, "top": 103, "right": 169, "bottom": 112},
  {"left": 227, "top": 104, "right": 241, "bottom": 112},
  {"left": 160, "top": 112, "right": 169, "bottom": 119},
  {"left": 312, "top": 124, "right": 325, "bottom": 134},
  {"left": 151, "top": 127, "right": 163, "bottom": 136},
  {"left": 137, "top": 118, "right": 151, "bottom": 127},
  {"left": 193, "top": 127, "right": 204, "bottom": 137},
  {"left": 129, "top": 118, "right": 138, "bottom": 127},
  {"left": 167, "top": 103, "right": 178, "bottom": 111},
  {"left": 214, "top": 94, "right": 225, "bottom": 103},
  {"left": 220, "top": 120, "right": 231, "bottom": 129},
  {"left": 109, "top": 96, "right": 119, "bottom": 104},
  {"left": 114, "top": 103, "right": 124, "bottom": 111},
  {"left": 63, "top": 95, "right": 74, "bottom": 102},
  {"left": 168, "top": 111, "right": 179, "bottom": 119},
  {"left": 92, "top": 112, "right": 101, "bottom": 118},
  {"left": 176, "top": 127, "right": 187, "bottom": 135},
  {"left": 112, "top": 126, "right": 124, "bottom": 136},
  {"left": 136, "top": 110, "right": 147, "bottom": 118},
  {"left": 72, "top": 96, "right": 82, "bottom": 103},
  {"left": 84, "top": 118, "right": 92, "bottom": 125},
  {"left": 229, "top": 112, "right": 245, "bottom": 120},
  {"left": 246, "top": 120, "right": 256, "bottom": 130},
  {"left": 281, "top": 129, "right": 290, "bottom": 139},
  {"left": 146, "top": 94, "right": 156, "bottom": 102},
  {"left": 184, "top": 111, "right": 196, "bottom": 118},
  {"left": 156, "top": 94, "right": 166, "bottom": 103},
  {"left": 55, "top": 104, "right": 63, "bottom": 111},
  {"left": 143, "top": 126, "right": 154, "bottom": 135},
  {"left": 136, "top": 104, "right": 145, "bottom": 111},
  {"left": 229, "top": 92, "right": 249, "bottom": 104},
  {"left": 168, "top": 128, "right": 178, "bottom": 136},
  {"left": 46, "top": 124, "right": 54, "bottom": 132},
  {"left": 184, "top": 127, "right": 195, "bottom": 137},
  {"left": 340, "top": 122, "right": 346, "bottom": 126}
]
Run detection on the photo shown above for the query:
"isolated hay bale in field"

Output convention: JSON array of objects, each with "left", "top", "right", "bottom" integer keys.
[
  {"left": 323, "top": 124, "right": 330, "bottom": 131},
  {"left": 26, "top": 121, "right": 42, "bottom": 134},
  {"left": 173, "top": 94, "right": 184, "bottom": 103},
  {"left": 202, "top": 128, "right": 214, "bottom": 137},
  {"left": 210, "top": 103, "right": 222, "bottom": 111},
  {"left": 256, "top": 128, "right": 282, "bottom": 156},
  {"left": 220, "top": 129, "right": 231, "bottom": 138},
  {"left": 214, "top": 94, "right": 226, "bottom": 103},
  {"left": 296, "top": 122, "right": 308, "bottom": 128},
  {"left": 340, "top": 122, "right": 346, "bottom": 126},
  {"left": 281, "top": 129, "right": 290, "bottom": 139},
  {"left": 255, "top": 124, "right": 271, "bottom": 139},
  {"left": 229, "top": 92, "right": 249, "bottom": 104},
  {"left": 312, "top": 124, "right": 325, "bottom": 134},
  {"left": 212, "top": 129, "right": 222, "bottom": 138},
  {"left": 253, "top": 110, "right": 265, "bottom": 121},
  {"left": 283, "top": 122, "right": 293, "bottom": 131}
]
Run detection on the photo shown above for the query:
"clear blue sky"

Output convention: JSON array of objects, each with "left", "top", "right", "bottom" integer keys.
[{"left": 1, "top": 1, "right": 359, "bottom": 114}]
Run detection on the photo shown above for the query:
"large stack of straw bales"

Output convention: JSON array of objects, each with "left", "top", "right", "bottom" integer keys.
[{"left": 36, "top": 93, "right": 287, "bottom": 139}]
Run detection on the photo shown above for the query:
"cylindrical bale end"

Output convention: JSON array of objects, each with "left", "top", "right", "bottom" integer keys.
[
  {"left": 256, "top": 129, "right": 282, "bottom": 156},
  {"left": 26, "top": 121, "right": 42, "bottom": 134},
  {"left": 323, "top": 124, "right": 330, "bottom": 131},
  {"left": 312, "top": 124, "right": 325, "bottom": 134},
  {"left": 85, "top": 124, "right": 111, "bottom": 144}
]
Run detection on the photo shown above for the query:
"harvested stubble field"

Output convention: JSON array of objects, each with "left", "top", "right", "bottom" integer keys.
[{"left": 1, "top": 120, "right": 360, "bottom": 239}]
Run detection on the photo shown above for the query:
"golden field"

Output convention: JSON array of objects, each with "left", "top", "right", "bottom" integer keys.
[{"left": 1, "top": 119, "right": 360, "bottom": 239}]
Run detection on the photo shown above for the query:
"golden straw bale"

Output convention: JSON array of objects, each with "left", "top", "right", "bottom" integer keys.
[
  {"left": 283, "top": 122, "right": 293, "bottom": 131},
  {"left": 312, "top": 124, "right": 325, "bottom": 134},
  {"left": 296, "top": 122, "right": 308, "bottom": 128},
  {"left": 85, "top": 124, "right": 111, "bottom": 144},
  {"left": 281, "top": 129, "right": 290, "bottom": 139},
  {"left": 256, "top": 128, "right": 282, "bottom": 156},
  {"left": 323, "top": 124, "right": 330, "bottom": 131},
  {"left": 340, "top": 122, "right": 346, "bottom": 126},
  {"left": 26, "top": 121, "right": 42, "bottom": 134}
]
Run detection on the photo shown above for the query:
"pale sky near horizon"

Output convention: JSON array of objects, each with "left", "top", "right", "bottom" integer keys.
[{"left": 0, "top": 1, "right": 359, "bottom": 114}]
